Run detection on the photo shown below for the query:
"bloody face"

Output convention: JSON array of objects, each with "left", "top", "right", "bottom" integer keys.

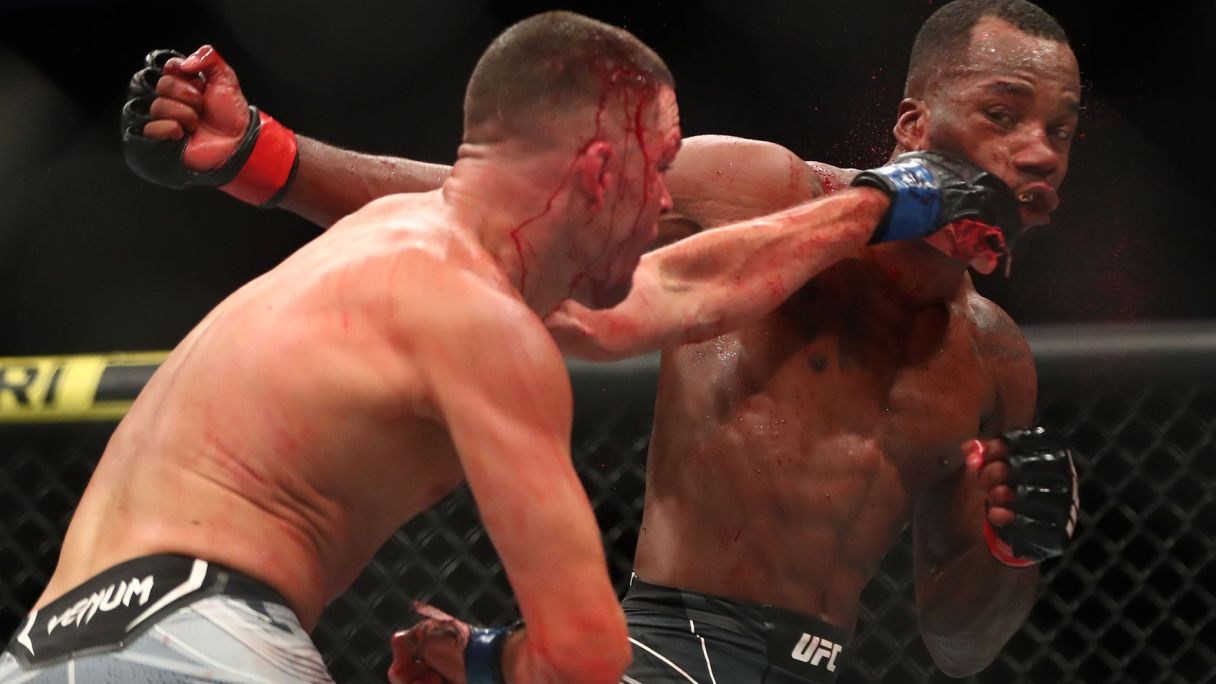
[
  {"left": 919, "top": 17, "right": 1082, "bottom": 231},
  {"left": 585, "top": 85, "right": 681, "bottom": 308}
]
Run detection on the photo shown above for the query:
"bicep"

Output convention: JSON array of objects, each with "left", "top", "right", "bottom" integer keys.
[
  {"left": 912, "top": 466, "right": 986, "bottom": 594},
  {"left": 667, "top": 135, "right": 822, "bottom": 228},
  {"left": 421, "top": 305, "right": 614, "bottom": 619},
  {"left": 914, "top": 322, "right": 1036, "bottom": 587},
  {"left": 973, "top": 301, "right": 1038, "bottom": 431},
  {"left": 425, "top": 313, "right": 576, "bottom": 519},
  {"left": 998, "top": 351, "right": 1038, "bottom": 431}
]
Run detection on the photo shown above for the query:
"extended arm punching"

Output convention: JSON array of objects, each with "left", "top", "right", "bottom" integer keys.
[
  {"left": 546, "top": 143, "right": 1023, "bottom": 361},
  {"left": 545, "top": 186, "right": 888, "bottom": 359},
  {"left": 126, "top": 50, "right": 1022, "bottom": 369}
]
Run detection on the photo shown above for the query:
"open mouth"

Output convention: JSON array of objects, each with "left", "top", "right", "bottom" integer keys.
[{"left": 1016, "top": 184, "right": 1059, "bottom": 217}]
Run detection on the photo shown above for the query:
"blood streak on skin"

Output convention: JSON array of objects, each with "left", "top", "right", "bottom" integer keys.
[
  {"left": 811, "top": 165, "right": 844, "bottom": 196},
  {"left": 594, "top": 71, "right": 656, "bottom": 287},
  {"left": 507, "top": 159, "right": 581, "bottom": 296},
  {"left": 507, "top": 68, "right": 657, "bottom": 303},
  {"left": 509, "top": 74, "right": 618, "bottom": 295}
]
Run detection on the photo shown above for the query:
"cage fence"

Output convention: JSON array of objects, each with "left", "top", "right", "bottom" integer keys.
[{"left": 1, "top": 323, "right": 1213, "bottom": 683}]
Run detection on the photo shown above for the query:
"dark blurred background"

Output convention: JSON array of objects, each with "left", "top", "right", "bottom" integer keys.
[{"left": 1, "top": 0, "right": 1213, "bottom": 356}]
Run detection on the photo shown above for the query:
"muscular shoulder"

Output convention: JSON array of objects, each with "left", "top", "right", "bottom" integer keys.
[
  {"left": 965, "top": 293, "right": 1037, "bottom": 428},
  {"left": 413, "top": 271, "right": 569, "bottom": 425},
  {"left": 665, "top": 135, "right": 823, "bottom": 229},
  {"left": 967, "top": 294, "right": 1029, "bottom": 360},
  {"left": 408, "top": 260, "right": 561, "bottom": 367},
  {"left": 398, "top": 257, "right": 540, "bottom": 346},
  {"left": 398, "top": 257, "right": 568, "bottom": 415},
  {"left": 805, "top": 161, "right": 861, "bottom": 196}
]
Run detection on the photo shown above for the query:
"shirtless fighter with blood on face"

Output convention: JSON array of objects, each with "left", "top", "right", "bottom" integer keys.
[
  {"left": 105, "top": 1, "right": 1078, "bottom": 681},
  {"left": 0, "top": 12, "right": 681, "bottom": 683}
]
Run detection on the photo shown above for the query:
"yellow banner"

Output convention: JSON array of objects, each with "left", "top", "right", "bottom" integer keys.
[{"left": 0, "top": 352, "right": 168, "bottom": 423}]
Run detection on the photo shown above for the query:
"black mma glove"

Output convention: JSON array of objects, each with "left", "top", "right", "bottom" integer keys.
[
  {"left": 985, "top": 426, "right": 1080, "bottom": 567},
  {"left": 121, "top": 48, "right": 298, "bottom": 207},
  {"left": 852, "top": 150, "right": 1023, "bottom": 246}
]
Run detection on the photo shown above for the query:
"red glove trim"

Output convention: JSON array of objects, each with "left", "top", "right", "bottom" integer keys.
[
  {"left": 219, "top": 111, "right": 298, "bottom": 206},
  {"left": 984, "top": 519, "right": 1037, "bottom": 568}
]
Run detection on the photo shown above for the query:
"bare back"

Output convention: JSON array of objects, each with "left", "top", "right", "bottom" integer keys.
[
  {"left": 41, "top": 193, "right": 536, "bottom": 629},
  {"left": 634, "top": 160, "right": 1032, "bottom": 633}
]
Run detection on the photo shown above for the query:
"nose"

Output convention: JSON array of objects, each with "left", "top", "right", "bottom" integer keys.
[
  {"left": 1011, "top": 129, "right": 1062, "bottom": 180},
  {"left": 659, "top": 183, "right": 674, "bottom": 213}
]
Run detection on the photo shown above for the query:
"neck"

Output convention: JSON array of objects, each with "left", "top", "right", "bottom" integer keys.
[
  {"left": 442, "top": 148, "right": 577, "bottom": 316},
  {"left": 868, "top": 239, "right": 970, "bottom": 308}
]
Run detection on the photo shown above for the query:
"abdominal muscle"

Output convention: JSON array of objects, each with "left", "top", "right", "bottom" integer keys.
[
  {"left": 634, "top": 426, "right": 913, "bottom": 632},
  {"left": 633, "top": 337, "right": 917, "bottom": 632}
]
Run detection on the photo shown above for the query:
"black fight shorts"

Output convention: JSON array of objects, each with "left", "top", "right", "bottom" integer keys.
[{"left": 622, "top": 576, "right": 850, "bottom": 683}]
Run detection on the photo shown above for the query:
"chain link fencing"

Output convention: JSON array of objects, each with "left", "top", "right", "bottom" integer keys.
[{"left": 2, "top": 324, "right": 1213, "bottom": 682}]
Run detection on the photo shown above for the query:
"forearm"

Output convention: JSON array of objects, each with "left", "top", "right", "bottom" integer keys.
[
  {"left": 501, "top": 616, "right": 629, "bottom": 684},
  {"left": 472, "top": 448, "right": 629, "bottom": 682},
  {"left": 278, "top": 136, "right": 451, "bottom": 227},
  {"left": 918, "top": 544, "right": 1039, "bottom": 676},
  {"left": 552, "top": 187, "right": 888, "bottom": 360},
  {"left": 496, "top": 508, "right": 630, "bottom": 683}
]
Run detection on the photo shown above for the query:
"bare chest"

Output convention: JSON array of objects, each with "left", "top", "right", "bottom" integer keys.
[{"left": 665, "top": 292, "right": 993, "bottom": 490}]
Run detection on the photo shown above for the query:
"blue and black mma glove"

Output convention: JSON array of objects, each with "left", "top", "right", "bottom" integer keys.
[
  {"left": 852, "top": 150, "right": 1023, "bottom": 246},
  {"left": 121, "top": 49, "right": 299, "bottom": 208},
  {"left": 465, "top": 621, "right": 522, "bottom": 684},
  {"left": 985, "top": 427, "right": 1080, "bottom": 568}
]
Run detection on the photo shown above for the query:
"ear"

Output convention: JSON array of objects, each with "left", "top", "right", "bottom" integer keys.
[
  {"left": 893, "top": 98, "right": 930, "bottom": 152},
  {"left": 577, "top": 141, "right": 615, "bottom": 213}
]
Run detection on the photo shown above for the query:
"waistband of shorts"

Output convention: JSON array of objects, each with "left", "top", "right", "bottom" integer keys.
[
  {"left": 623, "top": 575, "right": 850, "bottom": 646},
  {"left": 6, "top": 553, "right": 289, "bottom": 666},
  {"left": 61, "top": 554, "right": 288, "bottom": 605}
]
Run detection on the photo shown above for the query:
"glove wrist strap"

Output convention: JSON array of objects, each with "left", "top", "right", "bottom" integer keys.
[
  {"left": 984, "top": 519, "right": 1037, "bottom": 568},
  {"left": 465, "top": 621, "right": 520, "bottom": 684},
  {"left": 853, "top": 161, "right": 942, "bottom": 243},
  {"left": 219, "top": 110, "right": 299, "bottom": 208}
]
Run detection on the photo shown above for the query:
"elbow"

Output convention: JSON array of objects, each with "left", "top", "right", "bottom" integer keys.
[
  {"left": 527, "top": 613, "right": 632, "bottom": 684},
  {"left": 687, "top": 315, "right": 736, "bottom": 346},
  {"left": 920, "top": 629, "right": 999, "bottom": 678},
  {"left": 924, "top": 657, "right": 992, "bottom": 676},
  {"left": 581, "top": 340, "right": 634, "bottom": 363},
  {"left": 679, "top": 296, "right": 731, "bottom": 346},
  {"left": 564, "top": 339, "right": 631, "bottom": 363},
  {"left": 546, "top": 315, "right": 634, "bottom": 362},
  {"left": 928, "top": 652, "right": 990, "bottom": 679}
]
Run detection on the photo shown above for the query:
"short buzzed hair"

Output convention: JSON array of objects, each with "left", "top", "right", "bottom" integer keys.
[
  {"left": 905, "top": 0, "right": 1069, "bottom": 97},
  {"left": 464, "top": 11, "right": 674, "bottom": 145}
]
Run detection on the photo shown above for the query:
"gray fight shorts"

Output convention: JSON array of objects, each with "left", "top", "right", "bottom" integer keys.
[{"left": 0, "top": 555, "right": 333, "bottom": 683}]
